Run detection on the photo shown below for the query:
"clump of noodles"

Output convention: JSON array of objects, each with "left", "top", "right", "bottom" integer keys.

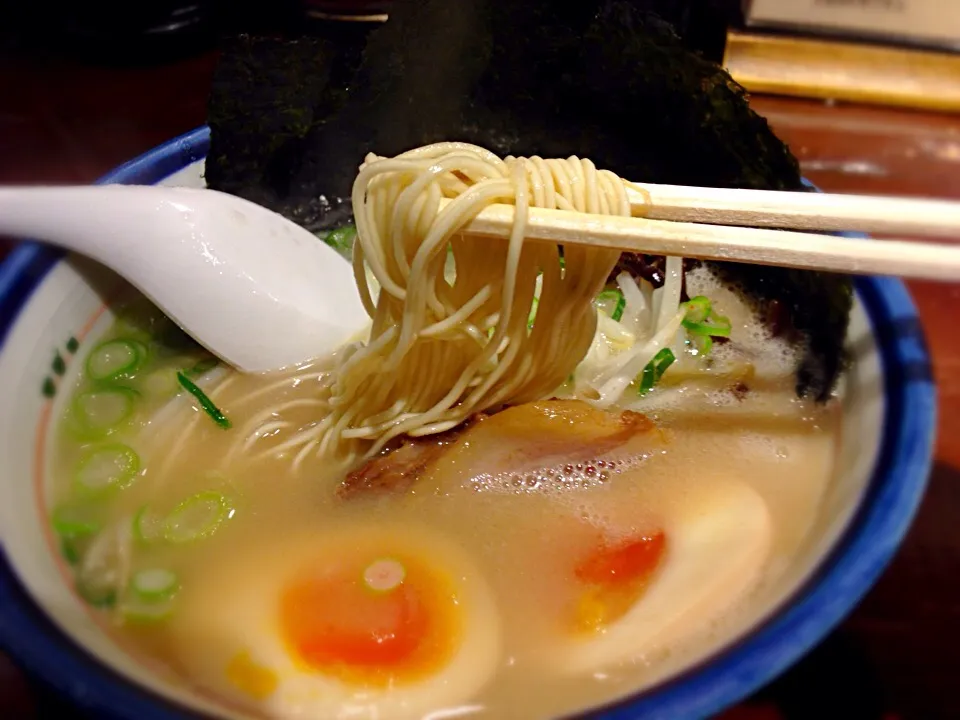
[
  {"left": 235, "top": 142, "right": 635, "bottom": 471},
  {"left": 319, "top": 142, "right": 627, "bottom": 465},
  {"left": 203, "top": 142, "right": 700, "bottom": 474}
]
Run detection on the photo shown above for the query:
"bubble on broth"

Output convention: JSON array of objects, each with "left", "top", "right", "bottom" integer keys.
[{"left": 468, "top": 455, "right": 647, "bottom": 496}]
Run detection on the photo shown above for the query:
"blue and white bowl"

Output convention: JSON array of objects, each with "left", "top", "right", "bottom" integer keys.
[{"left": 0, "top": 128, "right": 937, "bottom": 719}]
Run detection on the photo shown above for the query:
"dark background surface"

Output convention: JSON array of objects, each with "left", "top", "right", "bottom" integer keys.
[{"left": 1, "top": 8, "right": 960, "bottom": 720}]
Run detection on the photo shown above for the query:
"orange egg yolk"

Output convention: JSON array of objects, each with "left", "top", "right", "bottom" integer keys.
[
  {"left": 279, "top": 555, "right": 459, "bottom": 686},
  {"left": 572, "top": 531, "right": 666, "bottom": 633}
]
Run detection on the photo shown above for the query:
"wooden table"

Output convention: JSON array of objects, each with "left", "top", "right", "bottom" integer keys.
[{"left": 1, "top": 47, "right": 958, "bottom": 720}]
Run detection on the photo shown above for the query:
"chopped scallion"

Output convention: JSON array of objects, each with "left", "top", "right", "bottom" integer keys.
[
  {"left": 323, "top": 225, "right": 357, "bottom": 257},
  {"left": 163, "top": 491, "right": 231, "bottom": 543},
  {"left": 684, "top": 316, "right": 732, "bottom": 337},
  {"left": 76, "top": 579, "right": 116, "bottom": 609},
  {"left": 86, "top": 339, "right": 146, "bottom": 381},
  {"left": 71, "top": 387, "right": 138, "bottom": 438},
  {"left": 176, "top": 372, "right": 231, "bottom": 429},
  {"left": 132, "top": 505, "right": 163, "bottom": 545},
  {"left": 528, "top": 296, "right": 539, "bottom": 330},
  {"left": 130, "top": 569, "right": 179, "bottom": 601},
  {"left": 142, "top": 368, "right": 179, "bottom": 397},
  {"left": 60, "top": 536, "right": 83, "bottom": 566},
  {"left": 597, "top": 289, "right": 626, "bottom": 322},
  {"left": 681, "top": 296, "right": 732, "bottom": 350},
  {"left": 51, "top": 503, "right": 102, "bottom": 538},
  {"left": 682, "top": 296, "right": 712, "bottom": 324},
  {"left": 74, "top": 444, "right": 140, "bottom": 495},
  {"left": 637, "top": 348, "right": 676, "bottom": 395},
  {"left": 689, "top": 334, "right": 713, "bottom": 356}
]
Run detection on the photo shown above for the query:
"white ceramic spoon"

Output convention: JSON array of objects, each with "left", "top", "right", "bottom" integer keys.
[{"left": 0, "top": 185, "right": 369, "bottom": 372}]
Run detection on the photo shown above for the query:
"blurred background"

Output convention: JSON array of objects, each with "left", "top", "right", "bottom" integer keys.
[{"left": 2, "top": 1, "right": 960, "bottom": 718}]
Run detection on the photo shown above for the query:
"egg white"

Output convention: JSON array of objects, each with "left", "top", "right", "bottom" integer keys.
[
  {"left": 167, "top": 522, "right": 501, "bottom": 719},
  {"left": 548, "top": 476, "right": 772, "bottom": 674}
]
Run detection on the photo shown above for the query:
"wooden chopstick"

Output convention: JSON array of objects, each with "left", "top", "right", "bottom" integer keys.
[
  {"left": 625, "top": 184, "right": 960, "bottom": 239},
  {"left": 458, "top": 202, "right": 960, "bottom": 282},
  {"left": 722, "top": 31, "right": 960, "bottom": 114}
]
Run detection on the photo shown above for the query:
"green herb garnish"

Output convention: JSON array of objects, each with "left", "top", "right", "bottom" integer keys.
[
  {"left": 130, "top": 569, "right": 179, "bottom": 601},
  {"left": 86, "top": 339, "right": 146, "bottom": 381},
  {"left": 681, "top": 295, "right": 732, "bottom": 355},
  {"left": 322, "top": 225, "right": 357, "bottom": 256},
  {"left": 176, "top": 372, "right": 231, "bottom": 429},
  {"left": 163, "top": 491, "right": 232, "bottom": 542},
  {"left": 637, "top": 348, "right": 676, "bottom": 395},
  {"left": 597, "top": 289, "right": 626, "bottom": 322}
]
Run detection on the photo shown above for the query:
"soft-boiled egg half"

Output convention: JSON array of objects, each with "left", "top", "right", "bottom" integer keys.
[
  {"left": 168, "top": 523, "right": 501, "bottom": 719},
  {"left": 545, "top": 476, "right": 772, "bottom": 674}
]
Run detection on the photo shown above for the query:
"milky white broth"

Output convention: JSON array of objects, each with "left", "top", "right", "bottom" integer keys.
[{"left": 47, "top": 267, "right": 840, "bottom": 719}]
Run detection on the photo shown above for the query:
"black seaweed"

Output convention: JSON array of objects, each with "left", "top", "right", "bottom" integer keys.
[
  {"left": 206, "top": 30, "right": 365, "bottom": 229},
  {"left": 205, "top": 0, "right": 852, "bottom": 400}
]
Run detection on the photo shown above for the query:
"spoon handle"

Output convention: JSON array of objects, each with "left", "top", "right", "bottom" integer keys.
[
  {"left": 0, "top": 184, "right": 370, "bottom": 373},
  {"left": 0, "top": 186, "right": 162, "bottom": 264}
]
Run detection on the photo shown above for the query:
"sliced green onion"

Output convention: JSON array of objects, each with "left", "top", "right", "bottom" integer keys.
[
  {"left": 51, "top": 502, "right": 102, "bottom": 538},
  {"left": 597, "top": 289, "right": 626, "bottom": 322},
  {"left": 142, "top": 368, "right": 179, "bottom": 397},
  {"left": 119, "top": 598, "right": 175, "bottom": 623},
  {"left": 689, "top": 334, "right": 713, "bottom": 356},
  {"left": 684, "top": 315, "right": 732, "bottom": 337},
  {"left": 163, "top": 491, "right": 231, "bottom": 543},
  {"left": 71, "top": 387, "right": 138, "bottom": 437},
  {"left": 74, "top": 444, "right": 140, "bottom": 495},
  {"left": 637, "top": 348, "right": 676, "bottom": 395},
  {"left": 527, "top": 296, "right": 539, "bottom": 330},
  {"left": 86, "top": 339, "right": 146, "bottom": 381},
  {"left": 130, "top": 569, "right": 179, "bottom": 601},
  {"left": 76, "top": 578, "right": 116, "bottom": 609},
  {"left": 681, "top": 295, "right": 732, "bottom": 353},
  {"left": 60, "top": 535, "right": 84, "bottom": 566},
  {"left": 176, "top": 372, "right": 231, "bottom": 429},
  {"left": 323, "top": 225, "right": 357, "bottom": 256},
  {"left": 132, "top": 505, "right": 163, "bottom": 545},
  {"left": 75, "top": 525, "right": 124, "bottom": 609},
  {"left": 682, "top": 296, "right": 712, "bottom": 324}
]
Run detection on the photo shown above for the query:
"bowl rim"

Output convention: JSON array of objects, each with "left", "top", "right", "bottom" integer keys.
[{"left": 0, "top": 126, "right": 937, "bottom": 720}]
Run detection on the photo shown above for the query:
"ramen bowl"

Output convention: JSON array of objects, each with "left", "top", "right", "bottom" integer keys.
[{"left": 0, "top": 128, "right": 936, "bottom": 720}]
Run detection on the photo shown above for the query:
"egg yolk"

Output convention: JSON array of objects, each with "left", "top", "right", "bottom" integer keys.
[
  {"left": 571, "top": 531, "right": 666, "bottom": 633},
  {"left": 279, "top": 555, "right": 459, "bottom": 686},
  {"left": 227, "top": 650, "right": 278, "bottom": 700}
]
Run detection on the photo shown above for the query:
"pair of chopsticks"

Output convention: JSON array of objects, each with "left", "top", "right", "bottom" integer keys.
[{"left": 458, "top": 183, "right": 960, "bottom": 282}]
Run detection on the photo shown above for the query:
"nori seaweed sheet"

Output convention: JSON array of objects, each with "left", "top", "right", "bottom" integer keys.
[{"left": 205, "top": 0, "right": 853, "bottom": 401}]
